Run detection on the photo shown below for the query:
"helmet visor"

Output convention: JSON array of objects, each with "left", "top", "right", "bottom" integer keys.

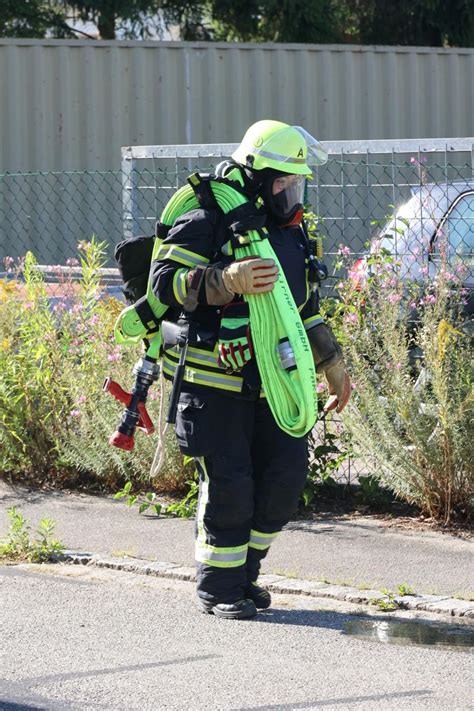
[
  {"left": 272, "top": 174, "right": 306, "bottom": 215},
  {"left": 293, "top": 126, "right": 328, "bottom": 167}
]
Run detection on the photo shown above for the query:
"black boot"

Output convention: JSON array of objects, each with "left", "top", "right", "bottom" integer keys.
[
  {"left": 198, "top": 598, "right": 257, "bottom": 619},
  {"left": 244, "top": 582, "right": 272, "bottom": 609}
]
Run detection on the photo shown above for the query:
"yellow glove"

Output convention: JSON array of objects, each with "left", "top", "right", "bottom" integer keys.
[
  {"left": 323, "top": 361, "right": 351, "bottom": 414},
  {"left": 222, "top": 257, "right": 278, "bottom": 295}
]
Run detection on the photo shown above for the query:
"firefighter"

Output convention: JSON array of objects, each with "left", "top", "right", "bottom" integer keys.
[{"left": 151, "top": 120, "right": 351, "bottom": 619}]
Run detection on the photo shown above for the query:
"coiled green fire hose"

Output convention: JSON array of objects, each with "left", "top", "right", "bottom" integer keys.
[{"left": 157, "top": 180, "right": 318, "bottom": 437}]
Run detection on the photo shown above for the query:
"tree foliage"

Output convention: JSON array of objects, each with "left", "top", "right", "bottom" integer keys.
[
  {"left": 0, "top": 0, "right": 73, "bottom": 38},
  {"left": 0, "top": 0, "right": 472, "bottom": 45},
  {"left": 210, "top": 0, "right": 340, "bottom": 43},
  {"left": 340, "top": 0, "right": 474, "bottom": 47}
]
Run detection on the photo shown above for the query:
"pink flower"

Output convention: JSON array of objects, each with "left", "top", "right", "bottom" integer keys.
[
  {"left": 409, "top": 302, "right": 417, "bottom": 310},
  {"left": 3, "top": 256, "right": 14, "bottom": 273},
  {"left": 317, "top": 382, "right": 327, "bottom": 393},
  {"left": 23, "top": 301, "right": 33, "bottom": 309},
  {"left": 107, "top": 352, "right": 121, "bottom": 363},
  {"left": 419, "top": 266, "right": 429, "bottom": 275},
  {"left": 66, "top": 258, "right": 80, "bottom": 267},
  {"left": 387, "top": 293, "right": 401, "bottom": 304},
  {"left": 344, "top": 312, "right": 358, "bottom": 325},
  {"left": 70, "top": 409, "right": 81, "bottom": 417},
  {"left": 424, "top": 294, "right": 436, "bottom": 305},
  {"left": 337, "top": 244, "right": 351, "bottom": 257},
  {"left": 77, "top": 395, "right": 86, "bottom": 404}
]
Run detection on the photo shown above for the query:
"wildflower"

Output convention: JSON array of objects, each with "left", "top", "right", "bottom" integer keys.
[
  {"left": 77, "top": 395, "right": 87, "bottom": 404},
  {"left": 107, "top": 351, "right": 121, "bottom": 363},
  {"left": 387, "top": 293, "right": 401, "bottom": 304},
  {"left": 337, "top": 244, "right": 351, "bottom": 257},
  {"left": 344, "top": 312, "right": 358, "bottom": 325},
  {"left": 409, "top": 302, "right": 417, "bottom": 310},
  {"left": 3, "top": 256, "right": 14, "bottom": 273},
  {"left": 317, "top": 382, "right": 327, "bottom": 393},
  {"left": 419, "top": 266, "right": 429, "bottom": 275},
  {"left": 66, "top": 258, "right": 80, "bottom": 267},
  {"left": 23, "top": 301, "right": 34, "bottom": 310},
  {"left": 70, "top": 409, "right": 81, "bottom": 417},
  {"left": 455, "top": 263, "right": 468, "bottom": 276},
  {"left": 424, "top": 294, "right": 436, "bottom": 305}
]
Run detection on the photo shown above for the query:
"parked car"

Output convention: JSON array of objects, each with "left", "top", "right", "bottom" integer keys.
[{"left": 351, "top": 181, "right": 474, "bottom": 315}]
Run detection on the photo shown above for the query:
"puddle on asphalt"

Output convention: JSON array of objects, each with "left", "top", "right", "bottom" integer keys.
[{"left": 342, "top": 618, "right": 474, "bottom": 652}]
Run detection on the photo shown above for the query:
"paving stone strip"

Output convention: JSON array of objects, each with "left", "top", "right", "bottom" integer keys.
[{"left": 60, "top": 550, "right": 474, "bottom": 619}]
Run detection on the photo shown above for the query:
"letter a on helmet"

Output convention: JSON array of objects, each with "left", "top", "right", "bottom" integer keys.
[{"left": 232, "top": 119, "right": 328, "bottom": 176}]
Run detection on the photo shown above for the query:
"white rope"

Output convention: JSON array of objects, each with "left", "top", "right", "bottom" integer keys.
[{"left": 149, "top": 369, "right": 169, "bottom": 479}]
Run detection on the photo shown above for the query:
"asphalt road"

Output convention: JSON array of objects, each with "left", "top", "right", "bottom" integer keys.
[
  {"left": 1, "top": 564, "right": 472, "bottom": 711},
  {"left": 0, "top": 482, "right": 472, "bottom": 597}
]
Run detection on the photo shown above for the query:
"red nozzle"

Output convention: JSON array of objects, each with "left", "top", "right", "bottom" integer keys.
[
  {"left": 109, "top": 431, "right": 135, "bottom": 451},
  {"left": 103, "top": 377, "right": 131, "bottom": 406}
]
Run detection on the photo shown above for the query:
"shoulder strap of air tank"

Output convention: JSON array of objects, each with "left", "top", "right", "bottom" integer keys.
[{"left": 187, "top": 173, "right": 221, "bottom": 211}]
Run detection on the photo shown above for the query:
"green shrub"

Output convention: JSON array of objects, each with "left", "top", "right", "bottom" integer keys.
[
  {"left": 0, "top": 241, "right": 191, "bottom": 492},
  {"left": 332, "top": 248, "right": 473, "bottom": 524},
  {"left": 0, "top": 507, "right": 64, "bottom": 563}
]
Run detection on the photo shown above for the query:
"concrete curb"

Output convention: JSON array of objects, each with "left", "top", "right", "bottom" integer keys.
[{"left": 60, "top": 550, "right": 474, "bottom": 619}]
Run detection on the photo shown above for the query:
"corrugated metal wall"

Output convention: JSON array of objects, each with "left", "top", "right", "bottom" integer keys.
[{"left": 0, "top": 39, "right": 473, "bottom": 172}]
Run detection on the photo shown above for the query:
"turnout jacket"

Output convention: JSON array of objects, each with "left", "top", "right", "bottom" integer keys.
[{"left": 150, "top": 207, "right": 323, "bottom": 397}]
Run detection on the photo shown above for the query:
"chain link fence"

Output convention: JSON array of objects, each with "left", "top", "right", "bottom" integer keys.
[
  {"left": 1, "top": 139, "right": 473, "bottom": 485},
  {"left": 1, "top": 139, "right": 473, "bottom": 281}
]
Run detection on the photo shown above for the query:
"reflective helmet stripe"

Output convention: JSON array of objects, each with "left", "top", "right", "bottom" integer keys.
[{"left": 254, "top": 148, "right": 307, "bottom": 164}]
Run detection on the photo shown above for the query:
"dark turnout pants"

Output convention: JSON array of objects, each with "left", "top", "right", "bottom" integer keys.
[{"left": 175, "top": 385, "right": 309, "bottom": 605}]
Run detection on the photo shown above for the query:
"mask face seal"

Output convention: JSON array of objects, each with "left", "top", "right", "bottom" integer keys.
[{"left": 261, "top": 171, "right": 306, "bottom": 226}]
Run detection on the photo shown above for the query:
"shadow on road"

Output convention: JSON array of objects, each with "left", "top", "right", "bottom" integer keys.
[
  {"left": 0, "top": 654, "right": 221, "bottom": 711},
  {"left": 231, "top": 689, "right": 432, "bottom": 710},
  {"left": 0, "top": 702, "right": 48, "bottom": 711}
]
